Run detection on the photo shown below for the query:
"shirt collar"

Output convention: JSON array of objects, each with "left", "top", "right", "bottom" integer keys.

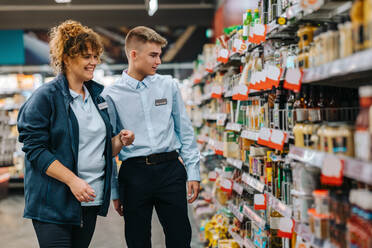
[
  {"left": 69, "top": 85, "right": 90, "bottom": 101},
  {"left": 121, "top": 71, "right": 153, "bottom": 90}
]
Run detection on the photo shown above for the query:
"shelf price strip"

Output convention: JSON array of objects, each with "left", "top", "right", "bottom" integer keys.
[
  {"left": 226, "top": 157, "right": 243, "bottom": 170},
  {"left": 241, "top": 130, "right": 259, "bottom": 141},
  {"left": 226, "top": 122, "right": 242, "bottom": 132},
  {"left": 233, "top": 182, "right": 244, "bottom": 195},
  {"left": 243, "top": 204, "right": 266, "bottom": 229},
  {"left": 266, "top": 193, "right": 292, "bottom": 218},
  {"left": 228, "top": 226, "right": 244, "bottom": 246},
  {"left": 228, "top": 203, "right": 244, "bottom": 222},
  {"left": 242, "top": 173, "right": 265, "bottom": 193},
  {"left": 288, "top": 146, "right": 372, "bottom": 185}
]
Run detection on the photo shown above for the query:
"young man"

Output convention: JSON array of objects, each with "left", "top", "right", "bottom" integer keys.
[{"left": 101, "top": 26, "right": 200, "bottom": 248}]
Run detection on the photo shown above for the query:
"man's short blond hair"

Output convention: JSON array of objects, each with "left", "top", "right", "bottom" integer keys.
[{"left": 125, "top": 26, "right": 167, "bottom": 55}]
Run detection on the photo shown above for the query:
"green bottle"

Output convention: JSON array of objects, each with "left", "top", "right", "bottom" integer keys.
[
  {"left": 243, "top": 9, "right": 252, "bottom": 40},
  {"left": 253, "top": 9, "right": 261, "bottom": 25}
]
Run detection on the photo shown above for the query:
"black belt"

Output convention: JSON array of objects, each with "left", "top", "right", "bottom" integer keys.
[{"left": 124, "top": 151, "right": 179, "bottom": 165}]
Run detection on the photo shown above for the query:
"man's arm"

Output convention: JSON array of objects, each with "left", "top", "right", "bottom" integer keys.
[{"left": 171, "top": 80, "right": 200, "bottom": 203}]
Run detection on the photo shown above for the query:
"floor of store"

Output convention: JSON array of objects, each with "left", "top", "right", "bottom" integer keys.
[{"left": 0, "top": 190, "right": 202, "bottom": 248}]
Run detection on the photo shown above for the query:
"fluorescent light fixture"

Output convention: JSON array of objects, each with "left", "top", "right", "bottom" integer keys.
[
  {"left": 55, "top": 0, "right": 71, "bottom": 3},
  {"left": 148, "top": 0, "right": 158, "bottom": 16}
]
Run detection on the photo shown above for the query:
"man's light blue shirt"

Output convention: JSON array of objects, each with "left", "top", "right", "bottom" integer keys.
[
  {"left": 102, "top": 71, "right": 200, "bottom": 184},
  {"left": 69, "top": 85, "right": 106, "bottom": 206}
]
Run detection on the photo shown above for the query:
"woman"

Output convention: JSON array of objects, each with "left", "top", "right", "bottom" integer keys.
[{"left": 17, "top": 20, "right": 133, "bottom": 247}]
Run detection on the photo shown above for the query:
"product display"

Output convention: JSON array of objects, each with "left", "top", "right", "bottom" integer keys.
[{"left": 186, "top": 1, "right": 372, "bottom": 247}]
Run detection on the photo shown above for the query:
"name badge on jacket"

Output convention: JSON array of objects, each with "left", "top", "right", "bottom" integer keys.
[
  {"left": 98, "top": 102, "right": 108, "bottom": 110},
  {"left": 155, "top": 98, "right": 167, "bottom": 106}
]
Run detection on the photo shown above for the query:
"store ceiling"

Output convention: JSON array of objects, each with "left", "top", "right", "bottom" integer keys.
[{"left": 0, "top": 0, "right": 215, "bottom": 29}]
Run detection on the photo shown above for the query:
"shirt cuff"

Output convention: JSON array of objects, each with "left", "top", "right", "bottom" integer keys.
[{"left": 186, "top": 162, "right": 200, "bottom": 181}]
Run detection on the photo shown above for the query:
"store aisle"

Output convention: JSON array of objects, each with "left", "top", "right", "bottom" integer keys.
[{"left": 0, "top": 192, "right": 202, "bottom": 248}]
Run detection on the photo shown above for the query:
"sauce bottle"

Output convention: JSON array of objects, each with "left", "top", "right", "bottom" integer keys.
[{"left": 355, "top": 86, "right": 372, "bottom": 161}]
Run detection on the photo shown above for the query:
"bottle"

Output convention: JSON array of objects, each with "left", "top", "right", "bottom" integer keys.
[
  {"left": 243, "top": 10, "right": 253, "bottom": 40},
  {"left": 253, "top": 9, "right": 261, "bottom": 26},
  {"left": 355, "top": 86, "right": 372, "bottom": 161},
  {"left": 317, "top": 87, "right": 326, "bottom": 122},
  {"left": 350, "top": 0, "right": 364, "bottom": 52},
  {"left": 294, "top": 90, "right": 307, "bottom": 123},
  {"left": 286, "top": 91, "right": 295, "bottom": 130},
  {"left": 273, "top": 86, "right": 285, "bottom": 130},
  {"left": 308, "top": 87, "right": 321, "bottom": 123}
]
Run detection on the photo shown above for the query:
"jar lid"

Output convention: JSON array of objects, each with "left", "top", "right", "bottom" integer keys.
[{"left": 359, "top": 86, "right": 372, "bottom": 98}]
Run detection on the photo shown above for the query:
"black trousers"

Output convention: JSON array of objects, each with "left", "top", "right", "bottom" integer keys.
[
  {"left": 119, "top": 158, "right": 192, "bottom": 248},
  {"left": 32, "top": 206, "right": 99, "bottom": 248}
]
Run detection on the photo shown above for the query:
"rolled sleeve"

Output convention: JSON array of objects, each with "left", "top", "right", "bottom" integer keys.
[
  {"left": 17, "top": 89, "right": 57, "bottom": 174},
  {"left": 171, "top": 81, "right": 200, "bottom": 181}
]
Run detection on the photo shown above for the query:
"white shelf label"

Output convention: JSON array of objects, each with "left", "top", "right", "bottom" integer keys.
[
  {"left": 242, "top": 173, "right": 265, "bottom": 192},
  {"left": 241, "top": 130, "right": 259, "bottom": 141},
  {"left": 267, "top": 193, "right": 292, "bottom": 218},
  {"left": 216, "top": 113, "right": 227, "bottom": 126},
  {"left": 233, "top": 182, "right": 244, "bottom": 195},
  {"left": 226, "top": 122, "right": 242, "bottom": 132},
  {"left": 243, "top": 204, "right": 266, "bottom": 229}
]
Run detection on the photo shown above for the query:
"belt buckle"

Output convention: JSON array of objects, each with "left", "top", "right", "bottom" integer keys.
[{"left": 145, "top": 156, "right": 154, "bottom": 165}]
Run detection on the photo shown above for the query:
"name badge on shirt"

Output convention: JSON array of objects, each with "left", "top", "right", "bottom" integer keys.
[
  {"left": 98, "top": 102, "right": 108, "bottom": 110},
  {"left": 155, "top": 98, "right": 167, "bottom": 106}
]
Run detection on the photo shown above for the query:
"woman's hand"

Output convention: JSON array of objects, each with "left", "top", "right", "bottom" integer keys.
[
  {"left": 119, "top": 130, "right": 135, "bottom": 146},
  {"left": 68, "top": 177, "right": 96, "bottom": 202}
]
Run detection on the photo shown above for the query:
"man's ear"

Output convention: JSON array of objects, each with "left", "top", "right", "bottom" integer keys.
[{"left": 130, "top": 50, "right": 137, "bottom": 60}]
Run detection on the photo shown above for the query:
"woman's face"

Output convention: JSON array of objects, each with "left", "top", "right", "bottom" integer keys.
[{"left": 64, "top": 43, "right": 99, "bottom": 82}]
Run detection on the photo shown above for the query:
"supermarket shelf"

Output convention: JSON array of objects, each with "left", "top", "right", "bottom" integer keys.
[
  {"left": 243, "top": 204, "right": 266, "bottom": 230},
  {"left": 303, "top": 48, "right": 372, "bottom": 87},
  {"left": 225, "top": 122, "right": 242, "bottom": 132},
  {"left": 288, "top": 146, "right": 372, "bottom": 185},
  {"left": 226, "top": 157, "right": 243, "bottom": 170},
  {"left": 266, "top": 192, "right": 292, "bottom": 218},
  {"left": 242, "top": 173, "right": 265, "bottom": 193},
  {"left": 228, "top": 225, "right": 244, "bottom": 247},
  {"left": 0, "top": 89, "right": 22, "bottom": 98},
  {"left": 241, "top": 130, "right": 259, "bottom": 141},
  {"left": 243, "top": 237, "right": 256, "bottom": 248},
  {"left": 228, "top": 203, "right": 244, "bottom": 222}
]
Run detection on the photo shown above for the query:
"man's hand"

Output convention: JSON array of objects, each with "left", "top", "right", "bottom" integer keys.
[
  {"left": 187, "top": 181, "right": 200, "bottom": 203},
  {"left": 120, "top": 130, "right": 135, "bottom": 146},
  {"left": 68, "top": 177, "right": 96, "bottom": 203},
  {"left": 113, "top": 199, "right": 124, "bottom": 216}
]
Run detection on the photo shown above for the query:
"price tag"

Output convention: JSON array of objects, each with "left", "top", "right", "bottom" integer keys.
[
  {"left": 303, "top": 0, "right": 324, "bottom": 11},
  {"left": 269, "top": 129, "right": 287, "bottom": 151},
  {"left": 218, "top": 49, "right": 229, "bottom": 64},
  {"left": 321, "top": 154, "right": 344, "bottom": 186},
  {"left": 284, "top": 68, "right": 303, "bottom": 92},
  {"left": 233, "top": 182, "right": 244, "bottom": 195},
  {"left": 215, "top": 141, "right": 224, "bottom": 155},
  {"left": 216, "top": 113, "right": 227, "bottom": 126},
  {"left": 232, "top": 84, "right": 248, "bottom": 100},
  {"left": 277, "top": 217, "right": 295, "bottom": 238},
  {"left": 233, "top": 39, "right": 242, "bottom": 53},
  {"left": 233, "top": 159, "right": 243, "bottom": 170},
  {"left": 211, "top": 85, "right": 222, "bottom": 98},
  {"left": 220, "top": 178, "right": 233, "bottom": 192},
  {"left": 266, "top": 65, "right": 283, "bottom": 88},
  {"left": 257, "top": 128, "right": 271, "bottom": 146},
  {"left": 252, "top": 24, "right": 267, "bottom": 44},
  {"left": 208, "top": 171, "right": 217, "bottom": 181},
  {"left": 254, "top": 194, "right": 266, "bottom": 210},
  {"left": 226, "top": 122, "right": 242, "bottom": 132}
]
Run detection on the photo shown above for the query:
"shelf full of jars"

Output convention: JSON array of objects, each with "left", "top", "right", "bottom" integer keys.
[{"left": 185, "top": 0, "right": 372, "bottom": 247}]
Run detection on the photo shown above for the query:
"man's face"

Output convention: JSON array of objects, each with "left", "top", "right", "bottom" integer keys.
[{"left": 134, "top": 42, "right": 162, "bottom": 76}]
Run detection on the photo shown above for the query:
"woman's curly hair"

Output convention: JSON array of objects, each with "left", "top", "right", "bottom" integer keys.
[{"left": 49, "top": 20, "right": 103, "bottom": 74}]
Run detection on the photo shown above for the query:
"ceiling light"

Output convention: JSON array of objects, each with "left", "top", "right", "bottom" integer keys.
[
  {"left": 147, "top": 0, "right": 158, "bottom": 16},
  {"left": 55, "top": 0, "right": 71, "bottom": 3}
]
